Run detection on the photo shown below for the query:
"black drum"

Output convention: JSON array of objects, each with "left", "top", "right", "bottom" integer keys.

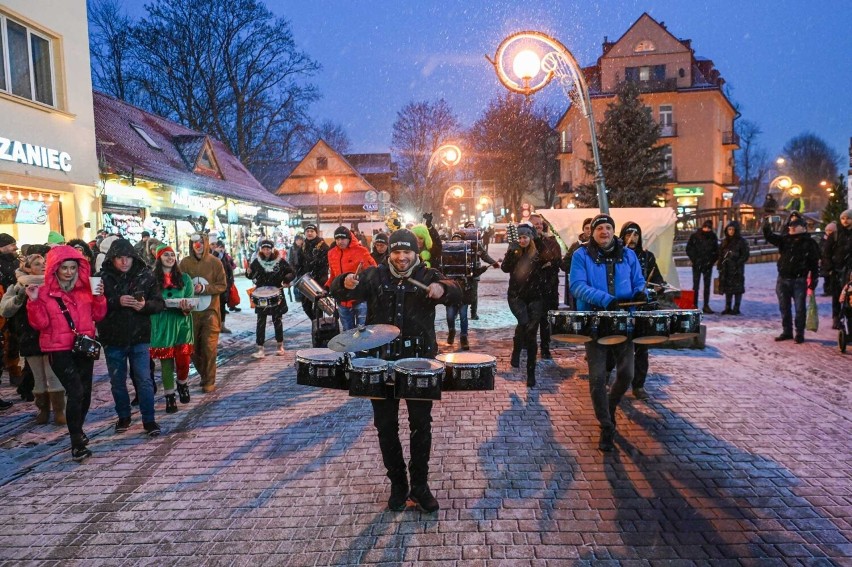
[
  {"left": 440, "top": 241, "right": 476, "bottom": 278},
  {"left": 632, "top": 311, "right": 671, "bottom": 345},
  {"left": 596, "top": 311, "right": 631, "bottom": 345},
  {"left": 347, "top": 358, "right": 390, "bottom": 399},
  {"left": 295, "top": 348, "right": 347, "bottom": 389},
  {"left": 392, "top": 358, "right": 444, "bottom": 401},
  {"left": 549, "top": 310, "right": 596, "bottom": 343},
  {"left": 435, "top": 352, "right": 496, "bottom": 391},
  {"left": 666, "top": 309, "right": 702, "bottom": 340}
]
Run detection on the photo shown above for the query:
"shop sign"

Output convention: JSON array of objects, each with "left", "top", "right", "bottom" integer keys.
[
  {"left": 104, "top": 181, "right": 150, "bottom": 203},
  {"left": 722, "top": 192, "right": 734, "bottom": 200},
  {"left": 267, "top": 209, "right": 289, "bottom": 222},
  {"left": 235, "top": 203, "right": 260, "bottom": 217},
  {"left": 171, "top": 190, "right": 223, "bottom": 211},
  {"left": 0, "top": 135, "right": 72, "bottom": 172},
  {"left": 673, "top": 186, "right": 704, "bottom": 196}
]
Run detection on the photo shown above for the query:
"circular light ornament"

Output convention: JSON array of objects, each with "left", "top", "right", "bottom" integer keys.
[{"left": 513, "top": 49, "right": 541, "bottom": 81}]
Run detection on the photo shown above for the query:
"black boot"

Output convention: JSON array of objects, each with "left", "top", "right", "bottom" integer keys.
[
  {"left": 732, "top": 294, "right": 742, "bottom": 315},
  {"left": 510, "top": 338, "right": 521, "bottom": 368},
  {"left": 526, "top": 367, "right": 536, "bottom": 388},
  {"left": 387, "top": 470, "right": 409, "bottom": 511},
  {"left": 598, "top": 429, "right": 615, "bottom": 452},
  {"left": 721, "top": 294, "right": 733, "bottom": 315},
  {"left": 70, "top": 434, "right": 92, "bottom": 462},
  {"left": 526, "top": 342, "right": 537, "bottom": 387},
  {"left": 447, "top": 329, "right": 455, "bottom": 346},
  {"left": 409, "top": 484, "right": 439, "bottom": 512},
  {"left": 540, "top": 346, "right": 551, "bottom": 360},
  {"left": 177, "top": 382, "right": 190, "bottom": 404},
  {"left": 165, "top": 394, "right": 178, "bottom": 414},
  {"left": 459, "top": 335, "right": 469, "bottom": 351}
]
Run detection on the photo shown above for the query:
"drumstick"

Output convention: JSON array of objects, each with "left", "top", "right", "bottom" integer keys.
[
  {"left": 406, "top": 278, "right": 430, "bottom": 291},
  {"left": 355, "top": 262, "right": 364, "bottom": 275}
]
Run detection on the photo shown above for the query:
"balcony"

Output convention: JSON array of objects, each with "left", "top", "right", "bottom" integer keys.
[
  {"left": 559, "top": 140, "right": 573, "bottom": 154},
  {"left": 623, "top": 77, "right": 679, "bottom": 93},
  {"left": 722, "top": 131, "right": 740, "bottom": 147},
  {"left": 659, "top": 123, "right": 678, "bottom": 138}
]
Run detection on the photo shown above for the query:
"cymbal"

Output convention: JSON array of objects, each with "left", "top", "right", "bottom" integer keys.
[{"left": 326, "top": 324, "right": 401, "bottom": 353}]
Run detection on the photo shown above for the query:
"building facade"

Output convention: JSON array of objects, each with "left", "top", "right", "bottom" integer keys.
[
  {"left": 557, "top": 13, "right": 739, "bottom": 216},
  {"left": 0, "top": 0, "right": 100, "bottom": 244}
]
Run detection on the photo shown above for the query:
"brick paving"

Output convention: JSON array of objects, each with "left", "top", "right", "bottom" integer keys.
[{"left": 0, "top": 256, "right": 850, "bottom": 565}]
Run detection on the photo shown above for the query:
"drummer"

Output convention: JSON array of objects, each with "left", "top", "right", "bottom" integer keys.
[
  {"left": 330, "top": 229, "right": 461, "bottom": 513},
  {"left": 569, "top": 214, "right": 646, "bottom": 452},
  {"left": 249, "top": 239, "right": 295, "bottom": 358},
  {"left": 618, "top": 221, "right": 667, "bottom": 402}
]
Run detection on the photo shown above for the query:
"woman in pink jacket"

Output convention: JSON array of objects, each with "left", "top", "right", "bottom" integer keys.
[{"left": 27, "top": 245, "right": 107, "bottom": 462}]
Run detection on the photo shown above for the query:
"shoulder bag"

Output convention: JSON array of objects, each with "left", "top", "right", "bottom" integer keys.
[{"left": 54, "top": 297, "right": 101, "bottom": 359}]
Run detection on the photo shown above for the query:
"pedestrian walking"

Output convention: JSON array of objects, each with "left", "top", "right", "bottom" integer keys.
[
  {"left": 212, "top": 240, "right": 236, "bottom": 333},
  {"left": 819, "top": 222, "right": 836, "bottom": 297},
  {"left": 822, "top": 209, "right": 852, "bottom": 329},
  {"left": 529, "top": 214, "right": 563, "bottom": 360},
  {"left": 570, "top": 214, "right": 647, "bottom": 452},
  {"left": 686, "top": 220, "right": 719, "bottom": 314},
  {"left": 717, "top": 221, "right": 750, "bottom": 315},
  {"left": 98, "top": 239, "right": 165, "bottom": 437},
  {"left": 149, "top": 245, "right": 195, "bottom": 412},
  {"left": 330, "top": 229, "right": 461, "bottom": 512},
  {"left": 249, "top": 239, "right": 295, "bottom": 358},
  {"left": 26, "top": 245, "right": 107, "bottom": 461},
  {"left": 325, "top": 226, "right": 376, "bottom": 331},
  {"left": 763, "top": 217, "right": 820, "bottom": 343},
  {"left": 0, "top": 233, "right": 23, "bottom": 387}
]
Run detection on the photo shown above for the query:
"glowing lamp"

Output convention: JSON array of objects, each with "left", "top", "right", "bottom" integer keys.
[{"left": 513, "top": 49, "right": 541, "bottom": 80}]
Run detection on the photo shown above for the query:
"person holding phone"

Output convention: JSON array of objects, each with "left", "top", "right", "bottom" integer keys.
[{"left": 97, "top": 239, "right": 165, "bottom": 437}]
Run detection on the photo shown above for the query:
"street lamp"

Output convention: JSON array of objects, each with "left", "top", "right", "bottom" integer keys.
[
  {"left": 316, "top": 177, "right": 328, "bottom": 234},
  {"left": 333, "top": 180, "right": 343, "bottom": 223},
  {"left": 488, "top": 31, "right": 609, "bottom": 213},
  {"left": 427, "top": 144, "right": 462, "bottom": 177}
]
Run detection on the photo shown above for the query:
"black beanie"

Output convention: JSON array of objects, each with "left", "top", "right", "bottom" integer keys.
[
  {"left": 304, "top": 223, "right": 318, "bottom": 232},
  {"left": 591, "top": 214, "right": 615, "bottom": 230},
  {"left": 373, "top": 232, "right": 388, "bottom": 244},
  {"left": 388, "top": 229, "right": 418, "bottom": 252},
  {"left": 0, "top": 233, "right": 15, "bottom": 247},
  {"left": 702, "top": 220, "right": 713, "bottom": 229},
  {"left": 334, "top": 226, "right": 351, "bottom": 239}
]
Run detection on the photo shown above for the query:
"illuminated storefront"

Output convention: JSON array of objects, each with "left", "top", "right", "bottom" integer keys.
[{"left": 672, "top": 186, "right": 704, "bottom": 217}]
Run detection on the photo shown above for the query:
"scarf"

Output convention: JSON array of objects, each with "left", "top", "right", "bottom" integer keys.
[
  {"left": 389, "top": 256, "right": 421, "bottom": 280},
  {"left": 258, "top": 257, "right": 279, "bottom": 272}
]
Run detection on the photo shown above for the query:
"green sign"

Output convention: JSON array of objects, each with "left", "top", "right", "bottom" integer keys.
[{"left": 673, "top": 186, "right": 704, "bottom": 196}]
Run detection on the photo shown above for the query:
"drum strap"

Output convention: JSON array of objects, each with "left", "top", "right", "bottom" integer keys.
[{"left": 605, "top": 261, "right": 616, "bottom": 296}]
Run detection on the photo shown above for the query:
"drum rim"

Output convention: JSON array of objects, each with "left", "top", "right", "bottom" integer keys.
[
  {"left": 295, "top": 348, "right": 342, "bottom": 363},
  {"left": 393, "top": 358, "right": 444, "bottom": 372},
  {"left": 435, "top": 353, "right": 496, "bottom": 365},
  {"left": 349, "top": 358, "right": 389, "bottom": 370},
  {"left": 252, "top": 286, "right": 281, "bottom": 297}
]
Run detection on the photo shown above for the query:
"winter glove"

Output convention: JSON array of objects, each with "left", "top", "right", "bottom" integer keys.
[
  {"left": 633, "top": 291, "right": 648, "bottom": 302},
  {"left": 422, "top": 212, "right": 434, "bottom": 228},
  {"left": 606, "top": 298, "right": 622, "bottom": 310}
]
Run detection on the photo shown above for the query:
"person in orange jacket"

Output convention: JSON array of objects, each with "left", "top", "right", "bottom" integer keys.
[{"left": 325, "top": 226, "right": 376, "bottom": 330}]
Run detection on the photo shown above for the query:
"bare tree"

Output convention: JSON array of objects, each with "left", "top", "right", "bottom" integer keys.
[
  {"left": 782, "top": 132, "right": 841, "bottom": 211},
  {"left": 467, "top": 94, "right": 553, "bottom": 216},
  {"left": 104, "top": 0, "right": 321, "bottom": 174},
  {"left": 87, "top": 0, "right": 137, "bottom": 102},
  {"left": 391, "top": 99, "right": 461, "bottom": 212},
  {"left": 735, "top": 119, "right": 771, "bottom": 205}
]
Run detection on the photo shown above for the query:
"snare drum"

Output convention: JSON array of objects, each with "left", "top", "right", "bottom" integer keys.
[
  {"left": 549, "top": 310, "right": 596, "bottom": 343},
  {"left": 295, "top": 348, "right": 347, "bottom": 389},
  {"left": 595, "top": 311, "right": 631, "bottom": 345},
  {"left": 251, "top": 286, "right": 283, "bottom": 309},
  {"left": 435, "top": 353, "right": 496, "bottom": 391},
  {"left": 392, "top": 358, "right": 444, "bottom": 401},
  {"left": 347, "top": 358, "right": 390, "bottom": 399},
  {"left": 666, "top": 309, "right": 702, "bottom": 340},
  {"left": 632, "top": 311, "right": 671, "bottom": 345}
]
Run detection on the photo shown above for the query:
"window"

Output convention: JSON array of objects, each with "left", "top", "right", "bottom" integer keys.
[
  {"left": 316, "top": 156, "right": 328, "bottom": 170},
  {"left": 634, "top": 40, "right": 656, "bottom": 53},
  {"left": 662, "top": 146, "right": 673, "bottom": 172},
  {"left": 625, "top": 65, "right": 666, "bottom": 83},
  {"left": 659, "top": 105, "right": 673, "bottom": 126},
  {"left": 0, "top": 14, "right": 56, "bottom": 106},
  {"left": 198, "top": 148, "right": 215, "bottom": 170},
  {"left": 130, "top": 123, "right": 161, "bottom": 149}
]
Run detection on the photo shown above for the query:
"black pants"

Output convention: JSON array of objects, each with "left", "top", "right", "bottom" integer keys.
[
  {"left": 301, "top": 297, "right": 316, "bottom": 320},
  {"left": 692, "top": 267, "right": 712, "bottom": 307},
  {"left": 632, "top": 344, "right": 649, "bottom": 389},
  {"left": 538, "top": 293, "right": 559, "bottom": 350},
  {"left": 830, "top": 272, "right": 847, "bottom": 324},
  {"left": 48, "top": 351, "right": 94, "bottom": 442},
  {"left": 469, "top": 279, "right": 480, "bottom": 316},
  {"left": 509, "top": 296, "right": 543, "bottom": 370},
  {"left": 370, "top": 398, "right": 433, "bottom": 487},
  {"left": 256, "top": 306, "right": 284, "bottom": 345},
  {"left": 219, "top": 293, "right": 228, "bottom": 325}
]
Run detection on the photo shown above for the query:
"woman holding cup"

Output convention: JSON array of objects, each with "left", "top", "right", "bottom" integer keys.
[
  {"left": 149, "top": 245, "right": 195, "bottom": 412},
  {"left": 26, "top": 245, "right": 107, "bottom": 462}
]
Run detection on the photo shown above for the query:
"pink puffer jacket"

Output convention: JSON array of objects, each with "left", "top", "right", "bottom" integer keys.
[{"left": 27, "top": 245, "right": 107, "bottom": 352}]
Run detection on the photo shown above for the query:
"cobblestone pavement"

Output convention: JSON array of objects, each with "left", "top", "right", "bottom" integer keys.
[{"left": 0, "top": 254, "right": 850, "bottom": 565}]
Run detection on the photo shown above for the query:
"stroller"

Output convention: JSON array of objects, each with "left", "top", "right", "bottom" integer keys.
[{"left": 839, "top": 275, "right": 852, "bottom": 354}]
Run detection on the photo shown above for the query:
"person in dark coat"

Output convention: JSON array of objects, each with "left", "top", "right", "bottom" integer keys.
[
  {"left": 249, "top": 239, "right": 295, "bottom": 358},
  {"left": 686, "top": 220, "right": 719, "bottom": 314},
  {"left": 97, "top": 238, "right": 165, "bottom": 436},
  {"left": 68, "top": 239, "right": 96, "bottom": 272},
  {"left": 822, "top": 209, "right": 852, "bottom": 329},
  {"left": 529, "top": 214, "right": 564, "bottom": 360},
  {"left": 819, "top": 222, "right": 836, "bottom": 297},
  {"left": 560, "top": 217, "right": 592, "bottom": 308},
  {"left": 0, "top": 232, "right": 23, "bottom": 387},
  {"left": 501, "top": 223, "right": 549, "bottom": 387},
  {"left": 370, "top": 232, "right": 389, "bottom": 265},
  {"left": 717, "top": 221, "right": 750, "bottom": 315},
  {"left": 212, "top": 240, "right": 237, "bottom": 331},
  {"left": 763, "top": 217, "right": 820, "bottom": 343},
  {"left": 619, "top": 221, "right": 667, "bottom": 401},
  {"left": 297, "top": 224, "right": 329, "bottom": 319},
  {"left": 330, "top": 229, "right": 461, "bottom": 513}
]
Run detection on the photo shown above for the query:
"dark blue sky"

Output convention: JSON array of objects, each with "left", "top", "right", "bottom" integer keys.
[{"left": 123, "top": 1, "right": 852, "bottom": 166}]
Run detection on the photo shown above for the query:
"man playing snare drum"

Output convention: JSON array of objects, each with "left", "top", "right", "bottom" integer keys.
[
  {"left": 569, "top": 214, "right": 646, "bottom": 452},
  {"left": 330, "top": 229, "right": 461, "bottom": 512}
]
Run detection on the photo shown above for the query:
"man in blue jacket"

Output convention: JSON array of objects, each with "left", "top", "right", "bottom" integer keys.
[{"left": 569, "top": 214, "right": 646, "bottom": 452}]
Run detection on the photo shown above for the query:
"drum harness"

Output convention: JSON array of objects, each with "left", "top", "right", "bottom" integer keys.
[{"left": 366, "top": 271, "right": 425, "bottom": 360}]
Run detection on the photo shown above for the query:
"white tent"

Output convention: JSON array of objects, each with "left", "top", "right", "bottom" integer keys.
[{"left": 539, "top": 208, "right": 680, "bottom": 289}]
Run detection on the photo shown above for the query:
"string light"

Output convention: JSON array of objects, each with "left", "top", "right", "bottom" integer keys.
[
  {"left": 38, "top": 193, "right": 44, "bottom": 202},
  {"left": 49, "top": 194, "right": 55, "bottom": 202},
  {"left": 4, "top": 190, "right": 10, "bottom": 200},
  {"left": 27, "top": 192, "right": 33, "bottom": 200}
]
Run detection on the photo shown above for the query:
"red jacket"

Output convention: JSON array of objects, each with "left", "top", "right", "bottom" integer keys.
[
  {"left": 325, "top": 241, "right": 376, "bottom": 307},
  {"left": 28, "top": 245, "right": 107, "bottom": 352}
]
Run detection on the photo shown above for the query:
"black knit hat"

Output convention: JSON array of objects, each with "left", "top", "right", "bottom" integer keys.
[
  {"left": 373, "top": 232, "right": 388, "bottom": 244},
  {"left": 304, "top": 223, "right": 318, "bottom": 232},
  {"left": 388, "top": 229, "right": 418, "bottom": 252},
  {"left": 0, "top": 233, "right": 15, "bottom": 247},
  {"left": 259, "top": 239, "right": 275, "bottom": 249},
  {"left": 591, "top": 214, "right": 615, "bottom": 230},
  {"left": 333, "top": 226, "right": 351, "bottom": 240},
  {"left": 702, "top": 220, "right": 713, "bottom": 229}
]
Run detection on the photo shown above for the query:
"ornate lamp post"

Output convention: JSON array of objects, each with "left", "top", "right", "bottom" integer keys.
[
  {"left": 428, "top": 144, "right": 462, "bottom": 177},
  {"left": 333, "top": 180, "right": 344, "bottom": 223},
  {"left": 316, "top": 177, "right": 328, "bottom": 234},
  {"left": 488, "top": 31, "right": 609, "bottom": 213}
]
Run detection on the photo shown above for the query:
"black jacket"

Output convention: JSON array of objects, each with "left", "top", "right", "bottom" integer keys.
[
  {"left": 250, "top": 252, "right": 295, "bottom": 313},
  {"left": 96, "top": 239, "right": 165, "bottom": 346},
  {"left": 717, "top": 222, "right": 750, "bottom": 294},
  {"left": 501, "top": 239, "right": 549, "bottom": 303},
  {"left": 618, "top": 221, "right": 666, "bottom": 287},
  {"left": 686, "top": 229, "right": 719, "bottom": 270},
  {"left": 763, "top": 223, "right": 820, "bottom": 285},
  {"left": 0, "top": 253, "right": 18, "bottom": 291},
  {"left": 822, "top": 224, "right": 852, "bottom": 279},
  {"left": 330, "top": 262, "right": 461, "bottom": 359},
  {"left": 299, "top": 236, "right": 329, "bottom": 285}
]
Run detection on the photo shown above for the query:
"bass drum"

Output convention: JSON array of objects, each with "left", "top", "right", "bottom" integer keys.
[{"left": 435, "top": 352, "right": 496, "bottom": 391}]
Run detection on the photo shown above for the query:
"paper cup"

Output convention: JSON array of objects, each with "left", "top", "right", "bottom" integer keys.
[{"left": 90, "top": 276, "right": 102, "bottom": 295}]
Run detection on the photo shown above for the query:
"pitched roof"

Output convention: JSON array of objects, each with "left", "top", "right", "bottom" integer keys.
[
  {"left": 93, "top": 91, "right": 294, "bottom": 210},
  {"left": 343, "top": 153, "right": 395, "bottom": 176},
  {"left": 253, "top": 160, "right": 300, "bottom": 193}
]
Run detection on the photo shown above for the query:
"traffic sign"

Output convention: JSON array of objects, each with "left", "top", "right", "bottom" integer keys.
[
  {"left": 363, "top": 203, "right": 379, "bottom": 211},
  {"left": 379, "top": 190, "right": 391, "bottom": 203},
  {"left": 365, "top": 190, "right": 378, "bottom": 203}
]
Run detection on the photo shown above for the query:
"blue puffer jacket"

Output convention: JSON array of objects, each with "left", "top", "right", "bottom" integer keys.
[{"left": 569, "top": 239, "right": 646, "bottom": 311}]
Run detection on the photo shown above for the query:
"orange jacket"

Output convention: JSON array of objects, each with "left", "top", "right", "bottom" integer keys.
[{"left": 326, "top": 241, "right": 376, "bottom": 307}]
